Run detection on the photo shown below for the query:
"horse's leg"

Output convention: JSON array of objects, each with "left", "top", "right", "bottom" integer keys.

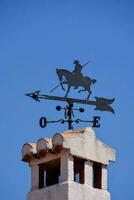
[
  {"left": 78, "top": 89, "right": 86, "bottom": 93},
  {"left": 87, "top": 90, "right": 92, "bottom": 99},
  {"left": 61, "top": 81, "right": 67, "bottom": 91},
  {"left": 65, "top": 85, "right": 71, "bottom": 97},
  {"left": 56, "top": 69, "right": 66, "bottom": 91},
  {"left": 78, "top": 88, "right": 91, "bottom": 99}
]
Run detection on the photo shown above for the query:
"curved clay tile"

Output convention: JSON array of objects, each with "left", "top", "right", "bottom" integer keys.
[
  {"left": 52, "top": 130, "right": 82, "bottom": 153},
  {"left": 37, "top": 138, "right": 52, "bottom": 157},
  {"left": 52, "top": 133, "right": 63, "bottom": 153},
  {"left": 22, "top": 143, "right": 36, "bottom": 162}
]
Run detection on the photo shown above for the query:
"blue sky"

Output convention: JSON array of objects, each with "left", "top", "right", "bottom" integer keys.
[{"left": 0, "top": 0, "right": 134, "bottom": 199}]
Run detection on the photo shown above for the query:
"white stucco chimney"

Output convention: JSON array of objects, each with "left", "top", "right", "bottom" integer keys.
[{"left": 22, "top": 127, "right": 116, "bottom": 200}]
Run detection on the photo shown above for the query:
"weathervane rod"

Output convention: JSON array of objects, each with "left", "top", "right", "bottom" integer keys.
[{"left": 25, "top": 92, "right": 115, "bottom": 113}]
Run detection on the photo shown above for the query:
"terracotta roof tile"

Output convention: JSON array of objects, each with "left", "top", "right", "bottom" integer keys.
[
  {"left": 29, "top": 143, "right": 36, "bottom": 148},
  {"left": 43, "top": 138, "right": 52, "bottom": 142}
]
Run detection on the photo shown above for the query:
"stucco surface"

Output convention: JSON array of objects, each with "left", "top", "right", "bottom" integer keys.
[
  {"left": 28, "top": 182, "right": 110, "bottom": 200},
  {"left": 28, "top": 182, "right": 69, "bottom": 200},
  {"left": 68, "top": 182, "right": 110, "bottom": 200}
]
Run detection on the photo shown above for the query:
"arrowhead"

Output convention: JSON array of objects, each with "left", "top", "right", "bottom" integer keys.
[{"left": 25, "top": 91, "right": 40, "bottom": 102}]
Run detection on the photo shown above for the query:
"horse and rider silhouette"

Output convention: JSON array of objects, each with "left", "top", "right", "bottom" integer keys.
[{"left": 56, "top": 60, "right": 96, "bottom": 99}]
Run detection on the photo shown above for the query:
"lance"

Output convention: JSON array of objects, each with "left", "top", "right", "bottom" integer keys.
[
  {"left": 82, "top": 60, "right": 91, "bottom": 68},
  {"left": 50, "top": 82, "right": 64, "bottom": 93}
]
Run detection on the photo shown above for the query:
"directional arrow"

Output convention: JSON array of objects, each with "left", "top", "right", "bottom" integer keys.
[{"left": 25, "top": 91, "right": 115, "bottom": 113}]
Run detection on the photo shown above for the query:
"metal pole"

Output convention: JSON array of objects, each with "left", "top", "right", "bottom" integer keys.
[{"left": 67, "top": 101, "right": 73, "bottom": 130}]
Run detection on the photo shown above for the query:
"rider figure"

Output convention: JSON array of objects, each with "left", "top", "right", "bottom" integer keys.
[{"left": 72, "top": 60, "right": 83, "bottom": 89}]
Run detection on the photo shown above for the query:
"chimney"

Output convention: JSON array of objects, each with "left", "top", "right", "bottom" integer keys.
[{"left": 22, "top": 127, "right": 116, "bottom": 200}]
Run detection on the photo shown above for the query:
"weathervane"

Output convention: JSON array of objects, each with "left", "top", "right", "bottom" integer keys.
[{"left": 25, "top": 60, "right": 115, "bottom": 130}]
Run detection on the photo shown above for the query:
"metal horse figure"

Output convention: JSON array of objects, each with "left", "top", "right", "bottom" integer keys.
[{"left": 56, "top": 69, "right": 96, "bottom": 99}]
